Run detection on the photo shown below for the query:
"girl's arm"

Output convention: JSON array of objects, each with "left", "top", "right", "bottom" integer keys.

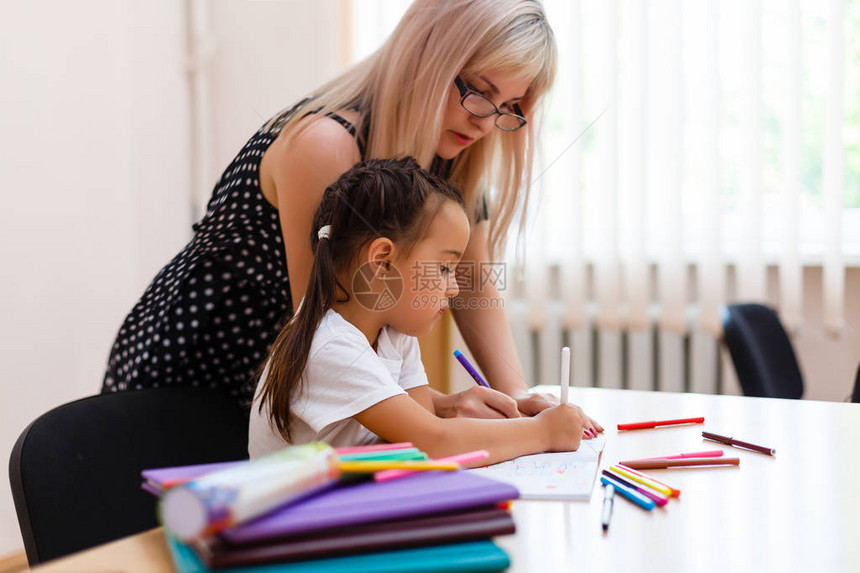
[
  {"left": 406, "top": 386, "right": 435, "bottom": 414},
  {"left": 261, "top": 115, "right": 362, "bottom": 308},
  {"left": 353, "top": 394, "right": 585, "bottom": 465}
]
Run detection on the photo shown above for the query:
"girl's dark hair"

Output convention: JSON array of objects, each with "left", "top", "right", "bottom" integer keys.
[{"left": 257, "top": 156, "right": 466, "bottom": 440}]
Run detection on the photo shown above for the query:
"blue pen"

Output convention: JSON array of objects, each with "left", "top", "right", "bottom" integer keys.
[
  {"left": 600, "top": 474, "right": 656, "bottom": 511},
  {"left": 453, "top": 349, "right": 490, "bottom": 388}
]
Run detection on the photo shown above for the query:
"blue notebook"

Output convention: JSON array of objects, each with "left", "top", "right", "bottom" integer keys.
[{"left": 167, "top": 536, "right": 511, "bottom": 573}]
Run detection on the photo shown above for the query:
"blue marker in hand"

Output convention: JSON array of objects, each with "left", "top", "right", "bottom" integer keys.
[{"left": 453, "top": 349, "right": 490, "bottom": 388}]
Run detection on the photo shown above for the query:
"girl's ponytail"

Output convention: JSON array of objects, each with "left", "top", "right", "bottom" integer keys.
[{"left": 256, "top": 223, "right": 342, "bottom": 440}]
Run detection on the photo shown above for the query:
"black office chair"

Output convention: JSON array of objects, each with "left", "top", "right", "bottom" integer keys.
[
  {"left": 720, "top": 303, "right": 804, "bottom": 399},
  {"left": 851, "top": 362, "right": 860, "bottom": 403},
  {"left": 9, "top": 387, "right": 249, "bottom": 565}
]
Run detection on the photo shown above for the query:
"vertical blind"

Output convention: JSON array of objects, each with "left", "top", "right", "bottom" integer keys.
[
  {"left": 527, "top": 0, "right": 851, "bottom": 343},
  {"left": 348, "top": 0, "right": 854, "bottom": 352}
]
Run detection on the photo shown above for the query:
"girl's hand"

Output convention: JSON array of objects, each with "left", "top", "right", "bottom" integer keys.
[
  {"left": 514, "top": 392, "right": 604, "bottom": 438},
  {"left": 434, "top": 386, "right": 521, "bottom": 419},
  {"left": 581, "top": 413, "right": 604, "bottom": 439},
  {"left": 535, "top": 403, "right": 585, "bottom": 452}
]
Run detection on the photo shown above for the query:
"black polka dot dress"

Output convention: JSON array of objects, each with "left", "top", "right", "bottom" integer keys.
[
  {"left": 102, "top": 111, "right": 302, "bottom": 407},
  {"left": 103, "top": 105, "right": 487, "bottom": 409}
]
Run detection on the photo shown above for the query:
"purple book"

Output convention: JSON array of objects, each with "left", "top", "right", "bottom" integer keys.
[
  {"left": 198, "top": 507, "right": 515, "bottom": 569},
  {"left": 221, "top": 471, "right": 519, "bottom": 544},
  {"left": 141, "top": 460, "right": 246, "bottom": 490}
]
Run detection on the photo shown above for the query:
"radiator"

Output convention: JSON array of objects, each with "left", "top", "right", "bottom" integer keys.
[{"left": 503, "top": 268, "right": 743, "bottom": 396}]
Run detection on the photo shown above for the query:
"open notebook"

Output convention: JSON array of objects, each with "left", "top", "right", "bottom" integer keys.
[{"left": 468, "top": 435, "right": 607, "bottom": 500}]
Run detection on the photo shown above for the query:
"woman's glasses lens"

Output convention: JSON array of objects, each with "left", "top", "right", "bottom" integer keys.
[
  {"left": 455, "top": 76, "right": 527, "bottom": 131},
  {"left": 496, "top": 113, "right": 525, "bottom": 131},
  {"left": 462, "top": 94, "right": 497, "bottom": 118}
]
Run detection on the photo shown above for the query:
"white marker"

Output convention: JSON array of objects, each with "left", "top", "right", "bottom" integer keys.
[{"left": 560, "top": 346, "right": 570, "bottom": 404}]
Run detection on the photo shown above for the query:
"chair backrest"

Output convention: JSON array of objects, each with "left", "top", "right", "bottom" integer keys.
[
  {"left": 720, "top": 303, "right": 804, "bottom": 399},
  {"left": 852, "top": 362, "right": 860, "bottom": 403},
  {"left": 9, "top": 387, "right": 249, "bottom": 565}
]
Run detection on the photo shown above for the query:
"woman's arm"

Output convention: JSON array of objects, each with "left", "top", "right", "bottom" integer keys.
[
  {"left": 449, "top": 221, "right": 533, "bottom": 392},
  {"left": 261, "top": 115, "right": 361, "bottom": 308},
  {"left": 353, "top": 394, "right": 584, "bottom": 464},
  {"left": 453, "top": 277, "right": 559, "bottom": 416},
  {"left": 450, "top": 221, "right": 604, "bottom": 433}
]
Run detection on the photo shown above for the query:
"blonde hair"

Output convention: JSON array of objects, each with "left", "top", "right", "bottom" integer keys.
[{"left": 268, "top": 0, "right": 557, "bottom": 259}]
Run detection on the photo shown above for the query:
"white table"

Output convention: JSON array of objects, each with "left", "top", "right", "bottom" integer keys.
[
  {"left": 498, "top": 386, "right": 860, "bottom": 573},
  {"left": 36, "top": 387, "right": 860, "bottom": 573}
]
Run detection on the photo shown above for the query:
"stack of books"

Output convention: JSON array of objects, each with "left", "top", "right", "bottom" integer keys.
[{"left": 142, "top": 443, "right": 518, "bottom": 572}]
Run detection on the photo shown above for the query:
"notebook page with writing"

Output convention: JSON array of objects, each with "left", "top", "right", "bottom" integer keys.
[{"left": 467, "top": 435, "right": 607, "bottom": 500}]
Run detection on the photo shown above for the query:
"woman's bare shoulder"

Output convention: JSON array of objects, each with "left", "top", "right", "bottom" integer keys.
[
  {"left": 270, "top": 112, "right": 361, "bottom": 168},
  {"left": 261, "top": 112, "right": 362, "bottom": 206}
]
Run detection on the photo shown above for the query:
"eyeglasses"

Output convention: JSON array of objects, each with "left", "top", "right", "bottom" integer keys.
[{"left": 454, "top": 76, "right": 527, "bottom": 132}]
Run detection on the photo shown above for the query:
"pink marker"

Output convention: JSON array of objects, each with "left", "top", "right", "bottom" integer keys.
[
  {"left": 638, "top": 450, "right": 724, "bottom": 461},
  {"left": 335, "top": 442, "right": 413, "bottom": 455},
  {"left": 374, "top": 450, "right": 490, "bottom": 482}
]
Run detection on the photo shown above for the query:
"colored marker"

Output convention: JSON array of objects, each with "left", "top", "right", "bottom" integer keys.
[
  {"left": 560, "top": 346, "right": 571, "bottom": 405},
  {"left": 613, "top": 465, "right": 680, "bottom": 497},
  {"left": 702, "top": 431, "right": 776, "bottom": 456},
  {"left": 161, "top": 443, "right": 339, "bottom": 541},
  {"left": 335, "top": 442, "right": 413, "bottom": 455},
  {"left": 638, "top": 450, "right": 724, "bottom": 461},
  {"left": 618, "top": 457, "right": 740, "bottom": 470},
  {"left": 453, "top": 349, "right": 490, "bottom": 388},
  {"left": 617, "top": 417, "right": 705, "bottom": 431},
  {"left": 338, "top": 449, "right": 427, "bottom": 462},
  {"left": 338, "top": 460, "right": 460, "bottom": 473},
  {"left": 602, "top": 469, "right": 669, "bottom": 506},
  {"left": 374, "top": 450, "right": 489, "bottom": 482},
  {"left": 601, "top": 484, "right": 615, "bottom": 532},
  {"left": 600, "top": 473, "right": 655, "bottom": 511}
]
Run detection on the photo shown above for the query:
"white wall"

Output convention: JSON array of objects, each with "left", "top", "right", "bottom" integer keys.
[
  {"left": 208, "top": 0, "right": 341, "bottom": 187},
  {"left": 0, "top": 0, "right": 342, "bottom": 558},
  {"left": 0, "top": 0, "right": 191, "bottom": 557}
]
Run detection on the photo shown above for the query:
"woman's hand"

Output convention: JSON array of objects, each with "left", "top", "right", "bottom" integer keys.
[
  {"left": 513, "top": 391, "right": 557, "bottom": 416},
  {"left": 432, "top": 386, "right": 521, "bottom": 419}
]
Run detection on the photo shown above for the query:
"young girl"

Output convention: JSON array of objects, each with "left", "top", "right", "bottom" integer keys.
[{"left": 249, "top": 158, "right": 595, "bottom": 464}]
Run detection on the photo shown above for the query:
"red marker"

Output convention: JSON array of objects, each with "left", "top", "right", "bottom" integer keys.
[{"left": 617, "top": 417, "right": 705, "bottom": 431}]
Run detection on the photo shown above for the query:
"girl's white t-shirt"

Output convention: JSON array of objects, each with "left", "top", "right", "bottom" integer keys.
[{"left": 248, "top": 309, "right": 429, "bottom": 458}]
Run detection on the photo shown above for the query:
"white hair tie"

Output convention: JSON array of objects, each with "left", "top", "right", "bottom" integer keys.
[{"left": 317, "top": 225, "right": 332, "bottom": 240}]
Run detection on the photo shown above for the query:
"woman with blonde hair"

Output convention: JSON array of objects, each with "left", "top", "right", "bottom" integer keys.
[{"left": 103, "top": 0, "right": 597, "bottom": 427}]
